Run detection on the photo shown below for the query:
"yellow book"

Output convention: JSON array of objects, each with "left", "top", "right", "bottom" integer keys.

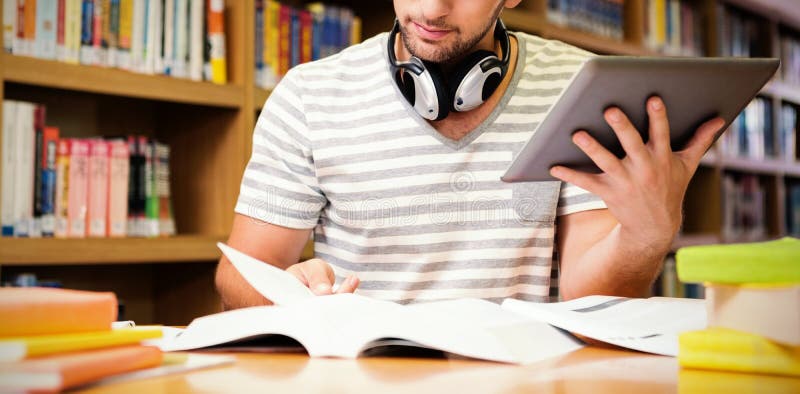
[
  {"left": 0, "top": 328, "right": 162, "bottom": 362},
  {"left": 679, "top": 368, "right": 800, "bottom": 394},
  {"left": 679, "top": 328, "right": 800, "bottom": 377}
]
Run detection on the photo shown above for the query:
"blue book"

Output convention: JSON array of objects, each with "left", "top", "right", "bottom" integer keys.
[
  {"left": 81, "top": 0, "right": 95, "bottom": 46},
  {"left": 255, "top": 0, "right": 264, "bottom": 82},
  {"left": 290, "top": 8, "right": 300, "bottom": 68},
  {"left": 36, "top": 0, "right": 58, "bottom": 59}
]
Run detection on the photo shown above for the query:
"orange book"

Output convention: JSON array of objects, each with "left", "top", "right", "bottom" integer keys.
[
  {"left": 206, "top": 0, "right": 227, "bottom": 84},
  {"left": 0, "top": 288, "right": 117, "bottom": 337},
  {"left": 0, "top": 345, "right": 162, "bottom": 393}
]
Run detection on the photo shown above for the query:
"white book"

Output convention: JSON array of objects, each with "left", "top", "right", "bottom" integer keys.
[
  {"left": 13, "top": 103, "right": 35, "bottom": 237},
  {"left": 162, "top": 243, "right": 707, "bottom": 362},
  {"left": 144, "top": 0, "right": 161, "bottom": 74},
  {"left": 187, "top": 0, "right": 203, "bottom": 81},
  {"left": 3, "top": 0, "right": 17, "bottom": 53},
  {"left": 162, "top": 0, "right": 174, "bottom": 75},
  {"left": 130, "top": 0, "right": 145, "bottom": 71},
  {"left": 172, "top": 0, "right": 188, "bottom": 78},
  {"left": 35, "top": 0, "right": 58, "bottom": 59},
  {"left": 152, "top": 0, "right": 164, "bottom": 74},
  {"left": 1, "top": 101, "right": 17, "bottom": 236}
]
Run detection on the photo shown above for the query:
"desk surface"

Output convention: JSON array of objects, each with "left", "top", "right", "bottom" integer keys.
[{"left": 75, "top": 347, "right": 800, "bottom": 393}]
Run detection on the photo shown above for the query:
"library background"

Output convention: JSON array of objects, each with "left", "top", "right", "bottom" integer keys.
[{"left": 0, "top": 0, "right": 798, "bottom": 325}]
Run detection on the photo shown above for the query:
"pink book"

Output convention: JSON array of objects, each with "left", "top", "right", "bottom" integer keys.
[
  {"left": 55, "top": 138, "right": 71, "bottom": 238},
  {"left": 87, "top": 139, "right": 109, "bottom": 237},
  {"left": 107, "top": 140, "right": 129, "bottom": 237},
  {"left": 67, "top": 139, "right": 90, "bottom": 238}
]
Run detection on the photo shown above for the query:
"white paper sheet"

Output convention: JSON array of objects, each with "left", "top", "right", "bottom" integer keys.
[
  {"left": 502, "top": 296, "right": 707, "bottom": 356},
  {"left": 217, "top": 242, "right": 313, "bottom": 306}
]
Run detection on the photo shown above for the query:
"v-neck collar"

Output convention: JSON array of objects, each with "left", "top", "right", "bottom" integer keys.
[{"left": 382, "top": 32, "right": 527, "bottom": 151}]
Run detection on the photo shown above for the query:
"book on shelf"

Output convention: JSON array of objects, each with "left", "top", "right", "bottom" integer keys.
[
  {"left": 780, "top": 103, "right": 797, "bottom": 163},
  {"left": 789, "top": 183, "right": 800, "bottom": 237},
  {"left": 721, "top": 174, "right": 766, "bottom": 242},
  {"left": 7, "top": 0, "right": 227, "bottom": 83},
  {"left": 0, "top": 100, "right": 176, "bottom": 239},
  {"left": 716, "top": 3, "right": 769, "bottom": 58},
  {"left": 717, "top": 96, "right": 779, "bottom": 160},
  {"left": 780, "top": 33, "right": 800, "bottom": 86},
  {"left": 547, "top": 0, "right": 624, "bottom": 41},
  {"left": 255, "top": 1, "right": 362, "bottom": 90}
]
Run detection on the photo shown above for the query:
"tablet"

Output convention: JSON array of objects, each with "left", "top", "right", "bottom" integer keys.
[{"left": 501, "top": 56, "right": 780, "bottom": 182}]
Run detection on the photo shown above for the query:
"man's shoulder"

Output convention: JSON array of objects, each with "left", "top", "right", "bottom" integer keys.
[
  {"left": 285, "top": 33, "right": 389, "bottom": 86},
  {"left": 512, "top": 31, "right": 596, "bottom": 60}
]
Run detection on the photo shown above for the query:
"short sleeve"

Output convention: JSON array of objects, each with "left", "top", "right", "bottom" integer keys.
[
  {"left": 235, "top": 71, "right": 326, "bottom": 229},
  {"left": 556, "top": 182, "right": 607, "bottom": 216}
]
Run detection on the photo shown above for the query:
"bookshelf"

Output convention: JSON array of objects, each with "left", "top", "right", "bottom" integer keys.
[{"left": 1, "top": 0, "right": 798, "bottom": 319}]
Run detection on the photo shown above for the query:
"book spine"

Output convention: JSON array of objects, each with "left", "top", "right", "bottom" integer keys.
[
  {"left": 32, "top": 105, "right": 45, "bottom": 238},
  {"left": 87, "top": 139, "right": 109, "bottom": 237},
  {"left": 307, "top": 3, "right": 322, "bottom": 61},
  {"left": 129, "top": 0, "right": 143, "bottom": 71},
  {"left": 14, "top": 102, "right": 35, "bottom": 237},
  {"left": 144, "top": 0, "right": 159, "bottom": 74},
  {"left": 162, "top": 0, "right": 174, "bottom": 75},
  {"left": 40, "top": 126, "right": 59, "bottom": 237},
  {"left": 54, "top": 138, "right": 70, "bottom": 238},
  {"left": 173, "top": 0, "right": 188, "bottom": 78},
  {"left": 299, "top": 8, "right": 311, "bottom": 65},
  {"left": 126, "top": 135, "right": 137, "bottom": 236},
  {"left": 92, "top": 0, "right": 103, "bottom": 65},
  {"left": 24, "top": 0, "right": 37, "bottom": 56},
  {"left": 277, "top": 4, "right": 289, "bottom": 77},
  {"left": 64, "top": 0, "right": 80, "bottom": 63},
  {"left": 80, "top": 0, "right": 93, "bottom": 64},
  {"left": 135, "top": 135, "right": 148, "bottom": 236},
  {"left": 154, "top": 142, "right": 173, "bottom": 236},
  {"left": 3, "top": 0, "right": 16, "bottom": 52},
  {"left": 152, "top": 0, "right": 164, "bottom": 74},
  {"left": 36, "top": 0, "right": 58, "bottom": 60},
  {"left": 107, "top": 140, "right": 129, "bottom": 237},
  {"left": 56, "top": 0, "right": 66, "bottom": 59},
  {"left": 350, "top": 15, "right": 361, "bottom": 45},
  {"left": 187, "top": 0, "right": 202, "bottom": 80},
  {"left": 116, "top": 0, "right": 130, "bottom": 68},
  {"left": 1, "top": 101, "right": 17, "bottom": 236},
  {"left": 106, "top": 0, "right": 119, "bottom": 67},
  {"left": 289, "top": 8, "right": 298, "bottom": 68},
  {"left": 67, "top": 139, "right": 89, "bottom": 238},
  {"left": 264, "top": 0, "right": 279, "bottom": 86},
  {"left": 144, "top": 139, "right": 158, "bottom": 237},
  {"left": 254, "top": 0, "right": 263, "bottom": 87},
  {"left": 14, "top": 0, "right": 25, "bottom": 55},
  {"left": 207, "top": 0, "right": 226, "bottom": 84}
]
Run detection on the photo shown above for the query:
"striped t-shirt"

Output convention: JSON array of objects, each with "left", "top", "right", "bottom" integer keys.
[{"left": 236, "top": 31, "right": 607, "bottom": 304}]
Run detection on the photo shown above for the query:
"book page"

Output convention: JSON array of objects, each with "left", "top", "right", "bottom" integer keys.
[
  {"left": 217, "top": 242, "right": 314, "bottom": 306},
  {"left": 502, "top": 296, "right": 706, "bottom": 356}
]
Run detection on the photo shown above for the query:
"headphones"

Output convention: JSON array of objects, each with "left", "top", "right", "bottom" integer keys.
[{"left": 388, "top": 19, "right": 511, "bottom": 121}]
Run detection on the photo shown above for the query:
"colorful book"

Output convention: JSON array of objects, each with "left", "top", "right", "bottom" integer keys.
[
  {"left": 40, "top": 126, "right": 60, "bottom": 237},
  {"left": 54, "top": 138, "right": 70, "bottom": 238},
  {"left": 31, "top": 105, "right": 46, "bottom": 238},
  {"left": 56, "top": 0, "right": 66, "bottom": 60},
  {"left": 679, "top": 328, "right": 800, "bottom": 377},
  {"left": 23, "top": 0, "right": 37, "bottom": 56},
  {"left": 107, "top": 139, "right": 129, "bottom": 237},
  {"left": 0, "top": 287, "right": 117, "bottom": 337},
  {"left": 154, "top": 142, "right": 174, "bottom": 236},
  {"left": 35, "top": 0, "right": 58, "bottom": 59},
  {"left": 87, "top": 139, "right": 109, "bottom": 237},
  {"left": 278, "top": 4, "right": 290, "bottom": 77},
  {"left": 263, "top": 0, "right": 279, "bottom": 86},
  {"left": 0, "top": 345, "right": 162, "bottom": 393},
  {"left": 0, "top": 328, "right": 162, "bottom": 361},
  {"left": 67, "top": 138, "right": 89, "bottom": 237},
  {"left": 676, "top": 237, "right": 800, "bottom": 284},
  {"left": 207, "top": 0, "right": 227, "bottom": 84},
  {"left": 144, "top": 140, "right": 158, "bottom": 237},
  {"left": 116, "top": 0, "right": 132, "bottom": 68},
  {"left": 80, "top": 0, "right": 94, "bottom": 64},
  {"left": 64, "top": 0, "right": 82, "bottom": 63},
  {"left": 1, "top": 101, "right": 16, "bottom": 236}
]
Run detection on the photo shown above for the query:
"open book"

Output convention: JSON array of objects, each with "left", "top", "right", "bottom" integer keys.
[{"left": 160, "top": 243, "right": 706, "bottom": 363}]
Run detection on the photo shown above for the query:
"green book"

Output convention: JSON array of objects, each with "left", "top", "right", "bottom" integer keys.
[{"left": 676, "top": 237, "right": 800, "bottom": 284}]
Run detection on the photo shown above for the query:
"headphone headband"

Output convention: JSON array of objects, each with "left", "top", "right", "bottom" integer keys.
[{"left": 388, "top": 19, "right": 511, "bottom": 121}]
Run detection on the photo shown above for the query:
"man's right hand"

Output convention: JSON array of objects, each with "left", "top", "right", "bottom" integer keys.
[{"left": 286, "top": 258, "right": 360, "bottom": 295}]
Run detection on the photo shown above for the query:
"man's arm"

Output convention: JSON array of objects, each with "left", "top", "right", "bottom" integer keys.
[
  {"left": 557, "top": 208, "right": 666, "bottom": 300},
  {"left": 215, "top": 214, "right": 313, "bottom": 309}
]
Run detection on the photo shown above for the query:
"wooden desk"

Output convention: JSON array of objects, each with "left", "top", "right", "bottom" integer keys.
[{"left": 74, "top": 347, "right": 800, "bottom": 393}]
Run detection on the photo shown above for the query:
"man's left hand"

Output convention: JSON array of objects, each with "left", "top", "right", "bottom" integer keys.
[{"left": 549, "top": 96, "right": 725, "bottom": 251}]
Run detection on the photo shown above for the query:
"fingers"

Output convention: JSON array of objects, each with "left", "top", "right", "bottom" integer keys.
[
  {"left": 572, "top": 131, "right": 625, "bottom": 176},
  {"left": 605, "top": 107, "right": 648, "bottom": 162},
  {"left": 647, "top": 96, "right": 671, "bottom": 154},
  {"left": 335, "top": 275, "right": 360, "bottom": 294},
  {"left": 679, "top": 117, "right": 725, "bottom": 165},
  {"left": 299, "top": 258, "right": 335, "bottom": 295},
  {"left": 550, "top": 165, "right": 605, "bottom": 196}
]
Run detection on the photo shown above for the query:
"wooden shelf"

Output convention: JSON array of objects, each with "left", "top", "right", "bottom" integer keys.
[
  {"left": 503, "top": 9, "right": 656, "bottom": 56},
  {"left": 2, "top": 55, "right": 244, "bottom": 108},
  {"left": 0, "top": 235, "right": 225, "bottom": 265},
  {"left": 762, "top": 80, "right": 800, "bottom": 105},
  {"left": 719, "top": 156, "right": 800, "bottom": 176},
  {"left": 254, "top": 87, "right": 271, "bottom": 111}
]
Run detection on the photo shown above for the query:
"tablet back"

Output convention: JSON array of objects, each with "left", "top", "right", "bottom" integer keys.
[{"left": 501, "top": 56, "right": 780, "bottom": 182}]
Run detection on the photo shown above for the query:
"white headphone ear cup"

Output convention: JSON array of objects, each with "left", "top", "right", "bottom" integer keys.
[{"left": 448, "top": 51, "right": 499, "bottom": 112}]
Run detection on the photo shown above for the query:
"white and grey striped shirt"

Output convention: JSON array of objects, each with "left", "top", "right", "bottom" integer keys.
[{"left": 236, "top": 31, "right": 607, "bottom": 304}]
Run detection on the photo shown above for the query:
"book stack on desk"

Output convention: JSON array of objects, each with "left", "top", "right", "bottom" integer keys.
[
  {"left": 0, "top": 287, "right": 163, "bottom": 392},
  {"left": 675, "top": 237, "right": 800, "bottom": 377}
]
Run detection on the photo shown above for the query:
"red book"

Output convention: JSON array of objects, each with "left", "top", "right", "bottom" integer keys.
[
  {"left": 0, "top": 345, "right": 162, "bottom": 393},
  {"left": 0, "top": 287, "right": 117, "bottom": 337},
  {"left": 278, "top": 4, "right": 290, "bottom": 77},
  {"left": 299, "top": 9, "right": 311, "bottom": 64}
]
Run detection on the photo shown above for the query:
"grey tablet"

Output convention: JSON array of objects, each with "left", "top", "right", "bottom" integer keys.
[{"left": 501, "top": 56, "right": 780, "bottom": 182}]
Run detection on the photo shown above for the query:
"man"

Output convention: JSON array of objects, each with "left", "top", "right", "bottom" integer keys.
[{"left": 216, "top": 0, "right": 724, "bottom": 309}]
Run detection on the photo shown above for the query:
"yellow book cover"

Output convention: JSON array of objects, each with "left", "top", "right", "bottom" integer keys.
[
  {"left": 264, "top": 0, "right": 280, "bottom": 87},
  {"left": 654, "top": 0, "right": 667, "bottom": 47},
  {"left": 679, "top": 368, "right": 800, "bottom": 394},
  {"left": 351, "top": 16, "right": 362, "bottom": 45},
  {"left": 0, "top": 328, "right": 162, "bottom": 362},
  {"left": 679, "top": 328, "right": 800, "bottom": 377}
]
